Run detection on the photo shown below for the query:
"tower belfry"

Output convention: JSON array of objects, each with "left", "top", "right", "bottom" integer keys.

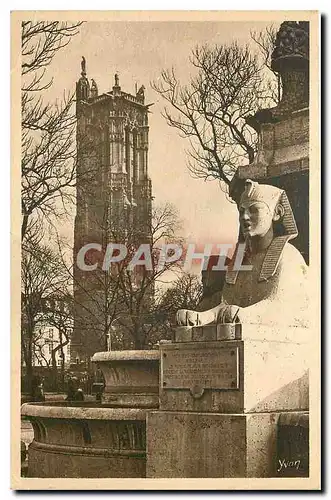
[{"left": 72, "top": 58, "right": 153, "bottom": 362}]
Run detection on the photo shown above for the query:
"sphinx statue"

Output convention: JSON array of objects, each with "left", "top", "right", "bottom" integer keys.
[
  {"left": 177, "top": 179, "right": 309, "bottom": 329},
  {"left": 196, "top": 255, "right": 231, "bottom": 311}
]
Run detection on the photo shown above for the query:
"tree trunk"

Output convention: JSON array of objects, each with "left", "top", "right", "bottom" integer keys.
[
  {"left": 22, "top": 334, "right": 34, "bottom": 396},
  {"left": 59, "top": 330, "right": 66, "bottom": 392},
  {"left": 133, "top": 328, "right": 146, "bottom": 350},
  {"left": 21, "top": 213, "right": 29, "bottom": 240},
  {"left": 60, "top": 349, "right": 65, "bottom": 392},
  {"left": 51, "top": 350, "right": 58, "bottom": 392},
  {"left": 25, "top": 362, "right": 34, "bottom": 397}
]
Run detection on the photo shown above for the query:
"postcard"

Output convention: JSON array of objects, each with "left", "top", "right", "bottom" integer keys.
[{"left": 12, "top": 10, "right": 320, "bottom": 490}]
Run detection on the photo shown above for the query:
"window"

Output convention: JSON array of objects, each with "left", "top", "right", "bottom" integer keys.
[{"left": 49, "top": 328, "right": 54, "bottom": 340}]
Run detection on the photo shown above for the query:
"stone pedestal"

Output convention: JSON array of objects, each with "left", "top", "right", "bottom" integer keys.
[
  {"left": 146, "top": 324, "right": 309, "bottom": 478},
  {"left": 276, "top": 412, "right": 309, "bottom": 477},
  {"left": 147, "top": 411, "right": 280, "bottom": 478}
]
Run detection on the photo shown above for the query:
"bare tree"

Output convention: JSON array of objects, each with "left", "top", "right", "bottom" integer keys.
[
  {"left": 40, "top": 294, "right": 74, "bottom": 390},
  {"left": 152, "top": 33, "right": 278, "bottom": 186},
  {"left": 53, "top": 204, "right": 124, "bottom": 357},
  {"left": 21, "top": 235, "right": 70, "bottom": 394},
  {"left": 113, "top": 202, "right": 184, "bottom": 349},
  {"left": 67, "top": 200, "right": 184, "bottom": 353},
  {"left": 21, "top": 21, "right": 83, "bottom": 239},
  {"left": 71, "top": 254, "right": 122, "bottom": 354},
  {"left": 157, "top": 273, "right": 203, "bottom": 314},
  {"left": 143, "top": 273, "right": 203, "bottom": 346},
  {"left": 32, "top": 329, "right": 52, "bottom": 369},
  {"left": 251, "top": 25, "right": 280, "bottom": 102}
]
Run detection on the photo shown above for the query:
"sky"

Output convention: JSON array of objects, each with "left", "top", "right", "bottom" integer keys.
[{"left": 45, "top": 19, "right": 278, "bottom": 266}]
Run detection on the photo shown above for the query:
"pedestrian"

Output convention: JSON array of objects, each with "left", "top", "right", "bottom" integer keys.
[
  {"left": 31, "top": 375, "right": 45, "bottom": 402},
  {"left": 65, "top": 377, "right": 76, "bottom": 401},
  {"left": 75, "top": 387, "right": 85, "bottom": 401}
]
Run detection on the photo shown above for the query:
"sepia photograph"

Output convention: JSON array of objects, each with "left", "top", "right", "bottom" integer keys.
[{"left": 11, "top": 10, "right": 320, "bottom": 490}]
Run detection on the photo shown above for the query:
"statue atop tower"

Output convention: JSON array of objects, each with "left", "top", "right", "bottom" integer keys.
[
  {"left": 76, "top": 56, "right": 90, "bottom": 104},
  {"left": 81, "top": 55, "right": 87, "bottom": 76}
]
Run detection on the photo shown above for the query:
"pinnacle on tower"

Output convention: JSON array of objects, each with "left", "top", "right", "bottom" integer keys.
[
  {"left": 76, "top": 56, "right": 90, "bottom": 105},
  {"left": 90, "top": 78, "right": 98, "bottom": 98}
]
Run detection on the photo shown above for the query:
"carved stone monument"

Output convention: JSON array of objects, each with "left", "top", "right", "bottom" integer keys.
[
  {"left": 146, "top": 181, "right": 310, "bottom": 477},
  {"left": 234, "top": 21, "right": 310, "bottom": 264},
  {"left": 146, "top": 23, "right": 311, "bottom": 477}
]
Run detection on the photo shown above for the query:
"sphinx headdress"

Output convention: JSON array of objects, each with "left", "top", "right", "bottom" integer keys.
[{"left": 226, "top": 179, "right": 298, "bottom": 283}]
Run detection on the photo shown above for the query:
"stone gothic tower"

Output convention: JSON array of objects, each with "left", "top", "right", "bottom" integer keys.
[{"left": 71, "top": 58, "right": 153, "bottom": 363}]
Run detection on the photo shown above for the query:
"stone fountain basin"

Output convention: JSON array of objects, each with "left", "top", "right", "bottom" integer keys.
[
  {"left": 21, "top": 401, "right": 148, "bottom": 419},
  {"left": 21, "top": 350, "right": 160, "bottom": 478},
  {"left": 21, "top": 402, "right": 148, "bottom": 478},
  {"left": 91, "top": 350, "right": 160, "bottom": 407}
]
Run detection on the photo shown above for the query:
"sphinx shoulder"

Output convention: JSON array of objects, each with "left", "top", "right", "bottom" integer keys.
[{"left": 278, "top": 242, "right": 308, "bottom": 279}]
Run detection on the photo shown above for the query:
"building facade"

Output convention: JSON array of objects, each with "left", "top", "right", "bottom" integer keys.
[
  {"left": 21, "top": 295, "right": 73, "bottom": 369},
  {"left": 31, "top": 324, "right": 72, "bottom": 369},
  {"left": 71, "top": 59, "right": 153, "bottom": 363}
]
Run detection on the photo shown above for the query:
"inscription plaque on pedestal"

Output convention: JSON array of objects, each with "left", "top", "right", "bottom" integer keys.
[{"left": 161, "top": 346, "right": 239, "bottom": 391}]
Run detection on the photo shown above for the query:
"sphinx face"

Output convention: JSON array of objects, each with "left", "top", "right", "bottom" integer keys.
[{"left": 239, "top": 201, "right": 273, "bottom": 238}]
